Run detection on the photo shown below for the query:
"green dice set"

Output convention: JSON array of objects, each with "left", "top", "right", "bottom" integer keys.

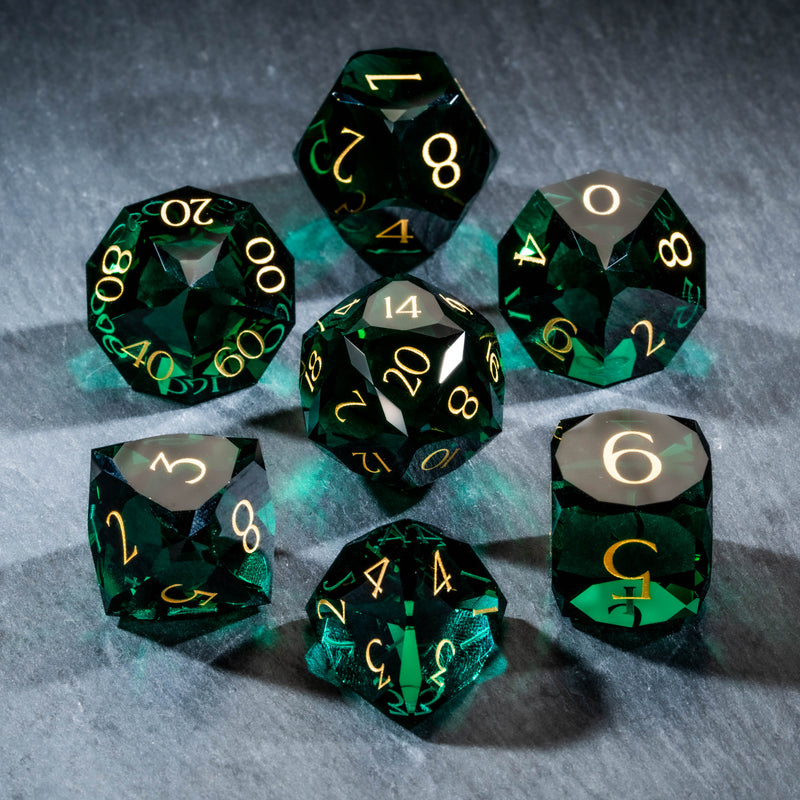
[{"left": 83, "top": 47, "right": 712, "bottom": 727}]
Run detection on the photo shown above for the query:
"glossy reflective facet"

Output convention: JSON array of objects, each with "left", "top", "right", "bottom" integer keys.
[
  {"left": 551, "top": 409, "right": 712, "bottom": 642},
  {"left": 86, "top": 186, "right": 295, "bottom": 403},
  {"left": 306, "top": 519, "right": 506, "bottom": 727},
  {"left": 299, "top": 274, "right": 504, "bottom": 487},
  {"left": 498, "top": 169, "right": 705, "bottom": 386},
  {"left": 88, "top": 434, "right": 275, "bottom": 620},
  {"left": 294, "top": 48, "right": 497, "bottom": 273}
]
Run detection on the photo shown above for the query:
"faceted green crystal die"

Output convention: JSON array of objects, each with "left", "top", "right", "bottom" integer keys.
[
  {"left": 88, "top": 434, "right": 275, "bottom": 620},
  {"left": 498, "top": 170, "right": 705, "bottom": 386},
  {"left": 294, "top": 48, "right": 497, "bottom": 273},
  {"left": 551, "top": 409, "right": 712, "bottom": 641},
  {"left": 299, "top": 275, "right": 504, "bottom": 487},
  {"left": 307, "top": 519, "right": 506, "bottom": 727},
  {"left": 86, "top": 186, "right": 295, "bottom": 403}
]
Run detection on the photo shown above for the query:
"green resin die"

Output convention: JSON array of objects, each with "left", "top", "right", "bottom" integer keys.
[
  {"left": 299, "top": 274, "right": 504, "bottom": 487},
  {"left": 88, "top": 434, "right": 275, "bottom": 621},
  {"left": 294, "top": 48, "right": 497, "bottom": 273},
  {"left": 86, "top": 185, "right": 295, "bottom": 403},
  {"left": 498, "top": 170, "right": 705, "bottom": 386},
  {"left": 306, "top": 519, "right": 506, "bottom": 727},
  {"left": 551, "top": 409, "right": 712, "bottom": 642}
]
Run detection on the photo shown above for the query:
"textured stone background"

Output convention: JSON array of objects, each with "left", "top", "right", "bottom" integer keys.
[{"left": 1, "top": 1, "right": 799, "bottom": 798}]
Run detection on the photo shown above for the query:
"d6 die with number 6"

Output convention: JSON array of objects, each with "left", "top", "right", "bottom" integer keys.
[{"left": 88, "top": 434, "right": 275, "bottom": 621}]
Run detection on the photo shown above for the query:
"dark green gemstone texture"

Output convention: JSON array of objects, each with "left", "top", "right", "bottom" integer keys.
[
  {"left": 86, "top": 186, "right": 295, "bottom": 404},
  {"left": 306, "top": 519, "right": 506, "bottom": 727},
  {"left": 88, "top": 434, "right": 275, "bottom": 621},
  {"left": 294, "top": 48, "right": 497, "bottom": 273},
  {"left": 299, "top": 275, "right": 504, "bottom": 487},
  {"left": 498, "top": 169, "right": 705, "bottom": 386},
  {"left": 551, "top": 409, "right": 712, "bottom": 642}
]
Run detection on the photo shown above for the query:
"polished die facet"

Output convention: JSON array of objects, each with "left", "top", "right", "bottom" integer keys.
[
  {"left": 306, "top": 519, "right": 506, "bottom": 726},
  {"left": 86, "top": 185, "right": 295, "bottom": 403},
  {"left": 498, "top": 169, "right": 705, "bottom": 386},
  {"left": 88, "top": 434, "right": 275, "bottom": 620},
  {"left": 294, "top": 48, "right": 497, "bottom": 273},
  {"left": 551, "top": 409, "right": 712, "bottom": 641},
  {"left": 299, "top": 274, "right": 504, "bottom": 487}
]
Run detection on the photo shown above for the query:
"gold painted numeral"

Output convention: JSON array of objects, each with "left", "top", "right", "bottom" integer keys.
[
  {"left": 536, "top": 317, "right": 577, "bottom": 361},
  {"left": 333, "top": 128, "right": 365, "bottom": 184},
  {"left": 485, "top": 339, "right": 501, "bottom": 382},
  {"left": 334, "top": 298, "right": 361, "bottom": 316},
  {"left": 119, "top": 339, "right": 175, "bottom": 381},
  {"left": 375, "top": 219, "right": 413, "bottom": 243},
  {"left": 384, "top": 294, "right": 421, "bottom": 319},
  {"left": 658, "top": 231, "right": 693, "bottom": 268},
  {"left": 439, "top": 294, "right": 472, "bottom": 315},
  {"left": 432, "top": 550, "right": 454, "bottom": 596},
  {"left": 149, "top": 452, "right": 207, "bottom": 484},
  {"left": 603, "top": 539, "right": 658, "bottom": 600},
  {"left": 245, "top": 237, "right": 287, "bottom": 295},
  {"left": 160, "top": 197, "right": 213, "bottom": 227},
  {"left": 106, "top": 510, "right": 137, "bottom": 565},
  {"left": 382, "top": 346, "right": 430, "bottom": 396},
  {"left": 430, "top": 639, "right": 456, "bottom": 687},
  {"left": 335, "top": 389, "right": 367, "bottom": 422},
  {"left": 333, "top": 191, "right": 367, "bottom": 214},
  {"left": 602, "top": 431, "right": 663, "bottom": 485},
  {"left": 160, "top": 584, "right": 217, "bottom": 605},
  {"left": 447, "top": 386, "right": 479, "bottom": 419},
  {"left": 364, "top": 557, "right": 390, "bottom": 598},
  {"left": 93, "top": 275, "right": 125, "bottom": 303},
  {"left": 232, "top": 499, "right": 261, "bottom": 553},
  {"left": 422, "top": 133, "right": 460, "bottom": 189},
  {"left": 631, "top": 320, "right": 666, "bottom": 356},
  {"left": 421, "top": 448, "right": 460, "bottom": 472},
  {"left": 364, "top": 73, "right": 422, "bottom": 90},
  {"left": 352, "top": 451, "right": 392, "bottom": 474},
  {"left": 366, "top": 639, "right": 392, "bottom": 689},
  {"left": 582, "top": 184, "right": 620, "bottom": 215},
  {"left": 101, "top": 245, "right": 133, "bottom": 275},
  {"left": 214, "top": 329, "right": 267, "bottom": 377},
  {"left": 317, "top": 598, "right": 346, "bottom": 624},
  {"left": 513, "top": 232, "right": 547, "bottom": 266},
  {"left": 303, "top": 350, "right": 323, "bottom": 391}
]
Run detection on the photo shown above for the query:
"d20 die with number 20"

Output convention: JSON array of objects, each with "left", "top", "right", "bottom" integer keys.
[
  {"left": 88, "top": 434, "right": 274, "bottom": 620},
  {"left": 551, "top": 409, "right": 712, "bottom": 642},
  {"left": 499, "top": 170, "right": 705, "bottom": 386},
  {"left": 294, "top": 48, "right": 497, "bottom": 273},
  {"left": 86, "top": 186, "right": 294, "bottom": 403}
]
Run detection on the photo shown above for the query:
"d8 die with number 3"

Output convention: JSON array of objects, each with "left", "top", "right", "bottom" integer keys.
[
  {"left": 86, "top": 186, "right": 295, "bottom": 403},
  {"left": 551, "top": 409, "right": 712, "bottom": 642},
  {"left": 299, "top": 275, "right": 504, "bottom": 487},
  {"left": 294, "top": 48, "right": 497, "bottom": 273},
  {"left": 498, "top": 170, "right": 705, "bottom": 386},
  {"left": 88, "top": 434, "right": 275, "bottom": 620}
]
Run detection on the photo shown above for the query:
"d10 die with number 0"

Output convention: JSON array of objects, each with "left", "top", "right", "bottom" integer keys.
[
  {"left": 88, "top": 434, "right": 275, "bottom": 620},
  {"left": 306, "top": 519, "right": 506, "bottom": 727},
  {"left": 499, "top": 169, "right": 705, "bottom": 386},
  {"left": 551, "top": 409, "right": 712, "bottom": 641},
  {"left": 299, "top": 275, "right": 504, "bottom": 487},
  {"left": 86, "top": 186, "right": 295, "bottom": 403},
  {"left": 294, "top": 48, "right": 497, "bottom": 273}
]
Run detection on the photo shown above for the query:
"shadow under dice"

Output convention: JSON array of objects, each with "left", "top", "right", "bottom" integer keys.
[
  {"left": 498, "top": 169, "right": 705, "bottom": 386},
  {"left": 551, "top": 409, "right": 712, "bottom": 643},
  {"left": 299, "top": 275, "right": 504, "bottom": 488},
  {"left": 86, "top": 186, "right": 295, "bottom": 404},
  {"left": 88, "top": 434, "right": 275, "bottom": 620},
  {"left": 294, "top": 48, "right": 497, "bottom": 274},
  {"left": 306, "top": 519, "right": 506, "bottom": 727}
]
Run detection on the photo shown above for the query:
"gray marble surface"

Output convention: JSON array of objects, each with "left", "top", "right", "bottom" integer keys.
[{"left": 1, "top": 1, "right": 799, "bottom": 798}]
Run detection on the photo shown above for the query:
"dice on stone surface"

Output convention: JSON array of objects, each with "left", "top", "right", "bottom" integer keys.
[
  {"left": 294, "top": 48, "right": 497, "bottom": 273},
  {"left": 498, "top": 169, "right": 705, "bottom": 386},
  {"left": 306, "top": 519, "right": 506, "bottom": 727},
  {"left": 551, "top": 409, "right": 712, "bottom": 641},
  {"left": 86, "top": 186, "right": 295, "bottom": 403},
  {"left": 299, "top": 275, "right": 504, "bottom": 487},
  {"left": 88, "top": 434, "right": 274, "bottom": 620}
]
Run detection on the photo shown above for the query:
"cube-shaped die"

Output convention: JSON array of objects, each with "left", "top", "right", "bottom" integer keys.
[
  {"left": 551, "top": 409, "right": 712, "bottom": 641},
  {"left": 88, "top": 434, "right": 274, "bottom": 620}
]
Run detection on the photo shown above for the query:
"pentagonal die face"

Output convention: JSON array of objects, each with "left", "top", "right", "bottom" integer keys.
[
  {"left": 306, "top": 519, "right": 506, "bottom": 727},
  {"left": 88, "top": 434, "right": 275, "bottom": 620},
  {"left": 551, "top": 409, "right": 712, "bottom": 641},
  {"left": 86, "top": 185, "right": 295, "bottom": 404},
  {"left": 299, "top": 275, "right": 504, "bottom": 487},
  {"left": 498, "top": 169, "right": 705, "bottom": 386},
  {"left": 294, "top": 48, "right": 497, "bottom": 273}
]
